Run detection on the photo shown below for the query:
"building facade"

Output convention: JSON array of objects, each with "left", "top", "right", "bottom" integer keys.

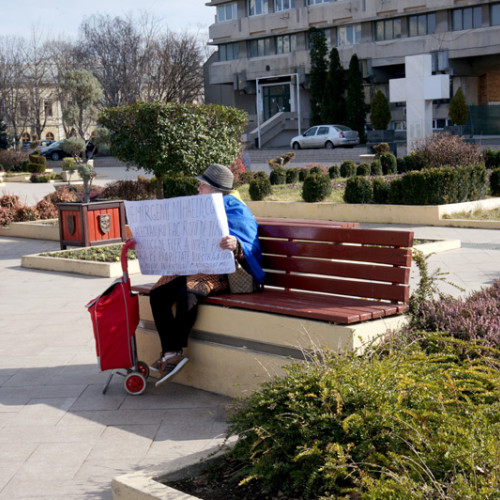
[{"left": 204, "top": 0, "right": 500, "bottom": 147}]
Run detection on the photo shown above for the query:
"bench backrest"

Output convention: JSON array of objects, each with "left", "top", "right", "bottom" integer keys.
[{"left": 257, "top": 222, "right": 414, "bottom": 304}]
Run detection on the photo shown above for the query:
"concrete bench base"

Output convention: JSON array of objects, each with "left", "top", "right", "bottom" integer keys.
[{"left": 136, "top": 296, "right": 409, "bottom": 398}]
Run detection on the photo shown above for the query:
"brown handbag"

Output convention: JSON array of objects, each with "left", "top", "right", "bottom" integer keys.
[{"left": 228, "top": 261, "right": 260, "bottom": 294}]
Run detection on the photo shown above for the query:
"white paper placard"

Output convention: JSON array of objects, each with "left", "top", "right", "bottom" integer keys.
[{"left": 124, "top": 194, "right": 236, "bottom": 276}]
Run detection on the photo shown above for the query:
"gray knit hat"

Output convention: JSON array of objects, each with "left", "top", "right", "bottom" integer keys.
[{"left": 196, "top": 163, "right": 234, "bottom": 192}]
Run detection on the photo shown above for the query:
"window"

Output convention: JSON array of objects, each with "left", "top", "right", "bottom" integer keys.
[
  {"left": 44, "top": 100, "right": 53, "bottom": 117},
  {"left": 275, "top": 0, "right": 295, "bottom": 11},
  {"left": 248, "top": 0, "right": 269, "bottom": 16},
  {"left": 217, "top": 2, "right": 238, "bottom": 22},
  {"left": 408, "top": 13, "right": 436, "bottom": 36},
  {"left": 491, "top": 4, "right": 500, "bottom": 25},
  {"left": 46, "top": 132, "right": 55, "bottom": 140},
  {"left": 219, "top": 43, "right": 239, "bottom": 61},
  {"left": 307, "top": 0, "right": 330, "bottom": 4},
  {"left": 20, "top": 99, "right": 28, "bottom": 117},
  {"left": 375, "top": 18, "right": 401, "bottom": 40},
  {"left": 248, "top": 38, "right": 271, "bottom": 57},
  {"left": 276, "top": 34, "right": 296, "bottom": 53},
  {"left": 337, "top": 24, "right": 361, "bottom": 46},
  {"left": 453, "top": 6, "right": 482, "bottom": 30}
]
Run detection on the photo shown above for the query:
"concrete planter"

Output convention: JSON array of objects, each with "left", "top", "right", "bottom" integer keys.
[
  {"left": 61, "top": 170, "right": 81, "bottom": 182},
  {"left": 0, "top": 219, "right": 60, "bottom": 240},
  {"left": 21, "top": 247, "right": 140, "bottom": 277}
]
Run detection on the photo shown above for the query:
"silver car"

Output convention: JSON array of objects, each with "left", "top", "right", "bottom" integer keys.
[{"left": 290, "top": 125, "right": 360, "bottom": 149}]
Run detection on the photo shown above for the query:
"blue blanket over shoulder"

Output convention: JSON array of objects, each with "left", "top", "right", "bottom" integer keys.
[{"left": 224, "top": 195, "right": 265, "bottom": 284}]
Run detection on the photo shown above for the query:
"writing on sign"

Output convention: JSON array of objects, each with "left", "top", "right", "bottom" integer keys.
[{"left": 124, "top": 194, "right": 235, "bottom": 276}]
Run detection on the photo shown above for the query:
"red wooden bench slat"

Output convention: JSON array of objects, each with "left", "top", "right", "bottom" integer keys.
[
  {"left": 264, "top": 272, "right": 410, "bottom": 303},
  {"left": 259, "top": 225, "right": 414, "bottom": 247},
  {"left": 256, "top": 217, "right": 360, "bottom": 228},
  {"left": 205, "top": 290, "right": 409, "bottom": 324},
  {"left": 262, "top": 254, "right": 410, "bottom": 284},
  {"left": 260, "top": 239, "right": 413, "bottom": 267}
]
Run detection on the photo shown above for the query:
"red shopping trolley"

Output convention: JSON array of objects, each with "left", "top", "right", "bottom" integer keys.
[{"left": 86, "top": 239, "right": 149, "bottom": 395}]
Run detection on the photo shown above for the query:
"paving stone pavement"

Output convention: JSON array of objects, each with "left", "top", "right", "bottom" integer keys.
[{"left": 1, "top": 169, "right": 500, "bottom": 499}]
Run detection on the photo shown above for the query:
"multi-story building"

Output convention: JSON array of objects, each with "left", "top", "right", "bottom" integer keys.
[{"left": 204, "top": 0, "right": 500, "bottom": 147}]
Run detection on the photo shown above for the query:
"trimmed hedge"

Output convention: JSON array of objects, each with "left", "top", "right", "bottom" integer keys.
[{"left": 302, "top": 173, "right": 332, "bottom": 202}]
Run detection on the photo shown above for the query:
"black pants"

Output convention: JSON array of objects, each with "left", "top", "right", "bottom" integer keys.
[{"left": 149, "top": 276, "right": 200, "bottom": 353}]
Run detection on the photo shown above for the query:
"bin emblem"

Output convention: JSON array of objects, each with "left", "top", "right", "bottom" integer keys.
[{"left": 98, "top": 214, "right": 111, "bottom": 234}]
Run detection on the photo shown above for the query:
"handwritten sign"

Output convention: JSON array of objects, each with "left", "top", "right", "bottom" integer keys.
[{"left": 124, "top": 194, "right": 236, "bottom": 276}]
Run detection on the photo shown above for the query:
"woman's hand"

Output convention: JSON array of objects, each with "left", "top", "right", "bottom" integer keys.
[{"left": 220, "top": 235, "right": 238, "bottom": 251}]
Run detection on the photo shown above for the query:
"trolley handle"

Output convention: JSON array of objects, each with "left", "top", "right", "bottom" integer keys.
[{"left": 121, "top": 238, "right": 136, "bottom": 279}]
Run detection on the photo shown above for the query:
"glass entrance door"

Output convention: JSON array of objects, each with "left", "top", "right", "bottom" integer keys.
[{"left": 263, "top": 84, "right": 291, "bottom": 121}]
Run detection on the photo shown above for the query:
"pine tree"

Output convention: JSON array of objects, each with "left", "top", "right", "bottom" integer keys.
[
  {"left": 0, "top": 118, "right": 8, "bottom": 150},
  {"left": 308, "top": 28, "right": 328, "bottom": 126},
  {"left": 449, "top": 86, "right": 468, "bottom": 126},
  {"left": 322, "top": 48, "right": 346, "bottom": 124},
  {"left": 346, "top": 54, "right": 367, "bottom": 143},
  {"left": 370, "top": 90, "right": 391, "bottom": 130}
]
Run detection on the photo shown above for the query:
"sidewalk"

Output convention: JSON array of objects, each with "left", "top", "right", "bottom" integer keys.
[{"left": 1, "top": 177, "right": 500, "bottom": 499}]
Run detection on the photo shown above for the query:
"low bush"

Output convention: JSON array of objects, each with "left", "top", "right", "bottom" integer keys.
[
  {"left": 285, "top": 168, "right": 299, "bottom": 184},
  {"left": 344, "top": 176, "right": 373, "bottom": 203},
  {"left": 484, "top": 148, "right": 500, "bottom": 169},
  {"left": 490, "top": 167, "right": 500, "bottom": 197},
  {"left": 26, "top": 153, "right": 46, "bottom": 173},
  {"left": 269, "top": 168, "right": 286, "bottom": 185},
  {"left": 370, "top": 160, "right": 382, "bottom": 176},
  {"left": 328, "top": 165, "right": 340, "bottom": 179},
  {"left": 163, "top": 174, "right": 199, "bottom": 198},
  {"left": 302, "top": 173, "right": 332, "bottom": 202},
  {"left": 61, "top": 157, "right": 75, "bottom": 171},
  {"left": 35, "top": 197, "right": 58, "bottom": 219},
  {"left": 101, "top": 177, "right": 156, "bottom": 201},
  {"left": 298, "top": 168, "right": 309, "bottom": 181},
  {"left": 396, "top": 156, "right": 407, "bottom": 173},
  {"left": 339, "top": 160, "right": 356, "bottom": 178},
  {"left": 238, "top": 171, "right": 255, "bottom": 185},
  {"left": 379, "top": 152, "right": 397, "bottom": 175},
  {"left": 372, "top": 177, "right": 391, "bottom": 204},
  {"left": 356, "top": 163, "right": 370, "bottom": 176},
  {"left": 0, "top": 149, "right": 28, "bottom": 172},
  {"left": 249, "top": 176, "right": 272, "bottom": 201},
  {"left": 30, "top": 173, "right": 53, "bottom": 183},
  {"left": 227, "top": 339, "right": 500, "bottom": 499}
]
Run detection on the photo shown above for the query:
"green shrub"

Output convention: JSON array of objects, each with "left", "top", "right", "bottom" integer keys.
[
  {"left": 102, "top": 178, "right": 156, "bottom": 201},
  {"left": 285, "top": 168, "right": 299, "bottom": 184},
  {"left": 309, "top": 165, "right": 324, "bottom": 176},
  {"left": 238, "top": 171, "right": 255, "bottom": 185},
  {"left": 298, "top": 168, "right": 309, "bottom": 181},
  {"left": 249, "top": 176, "right": 272, "bottom": 201},
  {"left": 403, "top": 152, "right": 427, "bottom": 171},
  {"left": 26, "top": 153, "right": 46, "bottom": 173},
  {"left": 370, "top": 160, "right": 382, "bottom": 176},
  {"left": 301, "top": 173, "right": 332, "bottom": 202},
  {"left": 254, "top": 171, "right": 269, "bottom": 180},
  {"left": 389, "top": 177, "right": 404, "bottom": 204},
  {"left": 328, "top": 165, "right": 340, "bottom": 179},
  {"left": 356, "top": 163, "right": 370, "bottom": 176},
  {"left": 344, "top": 175, "right": 373, "bottom": 203},
  {"left": 339, "top": 160, "right": 356, "bottom": 178},
  {"left": 396, "top": 157, "right": 407, "bottom": 173},
  {"left": 163, "top": 174, "right": 199, "bottom": 198},
  {"left": 379, "top": 152, "right": 397, "bottom": 175},
  {"left": 269, "top": 168, "right": 286, "bottom": 185},
  {"left": 490, "top": 168, "right": 500, "bottom": 196},
  {"left": 484, "top": 148, "right": 500, "bottom": 169},
  {"left": 61, "top": 157, "right": 75, "bottom": 171},
  {"left": 30, "top": 173, "right": 53, "bottom": 183},
  {"left": 369, "top": 90, "right": 391, "bottom": 130},
  {"left": 227, "top": 340, "right": 500, "bottom": 499},
  {"left": 372, "top": 142, "right": 390, "bottom": 156},
  {"left": 372, "top": 177, "right": 391, "bottom": 203}
]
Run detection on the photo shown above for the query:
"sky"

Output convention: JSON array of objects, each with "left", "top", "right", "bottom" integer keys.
[{"left": 0, "top": 0, "right": 216, "bottom": 41}]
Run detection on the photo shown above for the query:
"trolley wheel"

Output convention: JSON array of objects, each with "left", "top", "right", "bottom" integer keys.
[
  {"left": 124, "top": 372, "right": 146, "bottom": 395},
  {"left": 137, "top": 361, "right": 150, "bottom": 379}
]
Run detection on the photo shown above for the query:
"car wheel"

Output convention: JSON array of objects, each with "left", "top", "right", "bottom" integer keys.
[
  {"left": 292, "top": 142, "right": 301, "bottom": 150},
  {"left": 325, "top": 141, "right": 335, "bottom": 149},
  {"left": 51, "top": 152, "right": 60, "bottom": 161}
]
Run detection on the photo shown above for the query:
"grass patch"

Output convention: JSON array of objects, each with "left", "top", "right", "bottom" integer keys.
[
  {"left": 39, "top": 243, "right": 136, "bottom": 262},
  {"left": 443, "top": 207, "right": 500, "bottom": 220}
]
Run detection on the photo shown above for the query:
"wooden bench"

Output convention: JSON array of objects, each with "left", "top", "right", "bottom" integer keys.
[{"left": 132, "top": 218, "right": 414, "bottom": 397}]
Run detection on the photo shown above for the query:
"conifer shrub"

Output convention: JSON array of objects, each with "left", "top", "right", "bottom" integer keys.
[
  {"left": 26, "top": 153, "right": 46, "bottom": 173},
  {"left": 372, "top": 177, "right": 391, "bottom": 204},
  {"left": 370, "top": 160, "right": 382, "bottom": 176},
  {"left": 339, "top": 160, "right": 356, "bottom": 178},
  {"left": 30, "top": 173, "right": 53, "bottom": 183},
  {"left": 490, "top": 167, "right": 500, "bottom": 197},
  {"left": 301, "top": 173, "right": 332, "bottom": 202},
  {"left": 227, "top": 339, "right": 500, "bottom": 499},
  {"left": 269, "top": 168, "right": 286, "bottom": 185},
  {"left": 372, "top": 142, "right": 390, "bottom": 156},
  {"left": 396, "top": 157, "right": 407, "bottom": 173},
  {"left": 249, "top": 176, "right": 272, "bottom": 201},
  {"left": 101, "top": 178, "right": 156, "bottom": 201},
  {"left": 356, "top": 163, "right": 370, "bottom": 176},
  {"left": 163, "top": 174, "right": 199, "bottom": 198},
  {"left": 285, "top": 168, "right": 299, "bottom": 184},
  {"left": 484, "top": 148, "right": 500, "bottom": 169},
  {"left": 389, "top": 177, "right": 404, "bottom": 204},
  {"left": 298, "top": 168, "right": 309, "bottom": 181},
  {"left": 238, "top": 171, "right": 255, "bottom": 185},
  {"left": 328, "top": 165, "right": 340, "bottom": 179},
  {"left": 379, "top": 152, "right": 397, "bottom": 175},
  {"left": 61, "top": 157, "right": 75, "bottom": 171},
  {"left": 309, "top": 165, "right": 324, "bottom": 176},
  {"left": 343, "top": 176, "right": 373, "bottom": 203}
]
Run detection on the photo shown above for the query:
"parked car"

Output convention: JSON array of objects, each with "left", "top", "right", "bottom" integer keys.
[
  {"left": 290, "top": 125, "right": 360, "bottom": 150},
  {"left": 41, "top": 139, "right": 96, "bottom": 161}
]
